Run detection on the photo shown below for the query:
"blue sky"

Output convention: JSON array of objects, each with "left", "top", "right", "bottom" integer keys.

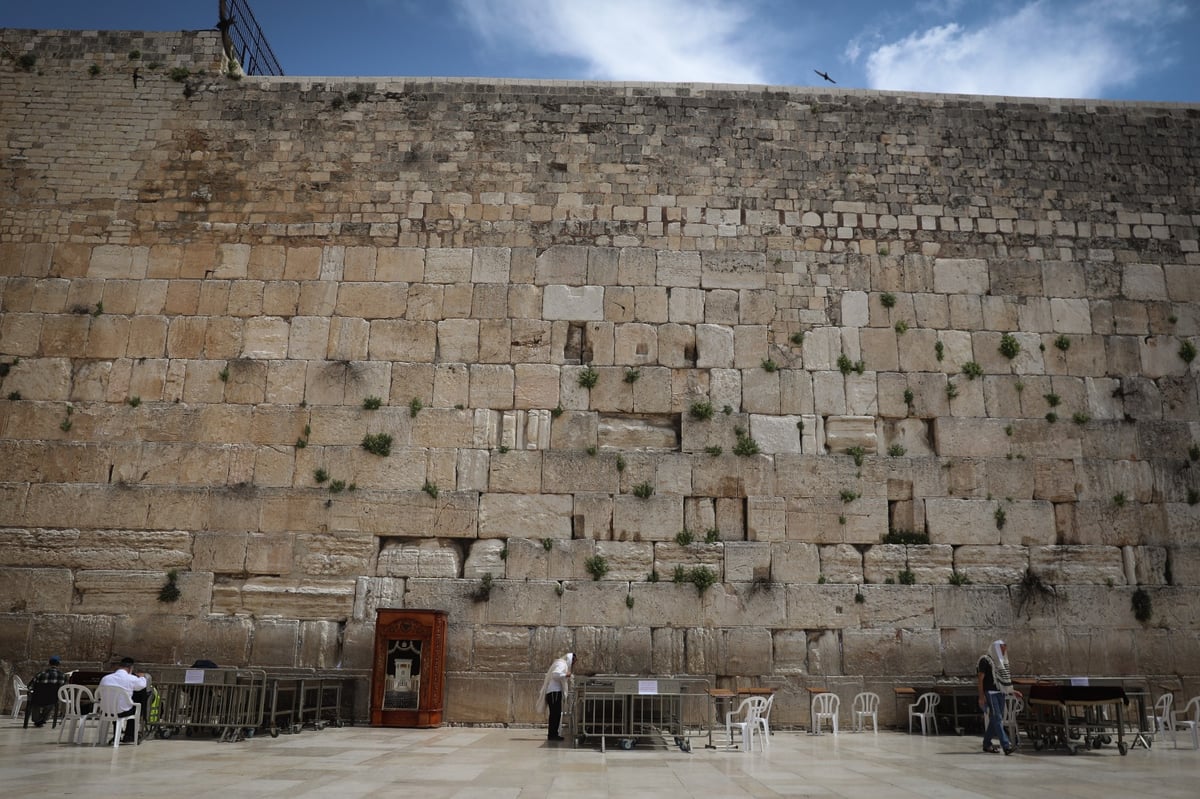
[{"left": 4, "top": 0, "right": 1198, "bottom": 102}]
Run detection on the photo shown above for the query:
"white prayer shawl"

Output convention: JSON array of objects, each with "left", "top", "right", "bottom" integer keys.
[
  {"left": 535, "top": 653, "right": 574, "bottom": 712},
  {"left": 981, "top": 640, "right": 1013, "bottom": 694}
]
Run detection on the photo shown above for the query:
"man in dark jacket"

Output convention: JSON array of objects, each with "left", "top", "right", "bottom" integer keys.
[{"left": 25, "top": 656, "right": 66, "bottom": 728}]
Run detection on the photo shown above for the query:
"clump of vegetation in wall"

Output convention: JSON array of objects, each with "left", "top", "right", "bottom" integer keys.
[
  {"left": 314, "top": 468, "right": 329, "bottom": 484},
  {"left": 880, "top": 292, "right": 897, "bottom": 308},
  {"left": 169, "top": 66, "right": 190, "bottom": 82},
  {"left": 586, "top": 445, "right": 597, "bottom": 456},
  {"left": 847, "top": 445, "right": 865, "bottom": 468},
  {"left": 897, "top": 569, "right": 916, "bottom": 585},
  {"left": 949, "top": 571, "right": 972, "bottom": 586},
  {"left": 585, "top": 555, "right": 609, "bottom": 580},
  {"left": 88, "top": 64, "right": 101, "bottom": 76},
  {"left": 329, "top": 479, "right": 346, "bottom": 493},
  {"left": 126, "top": 396, "right": 141, "bottom": 408},
  {"left": 999, "top": 333, "right": 1020, "bottom": 359},
  {"left": 17, "top": 53, "right": 37, "bottom": 71},
  {"left": 961, "top": 361, "right": 983, "bottom": 380},
  {"left": 705, "top": 445, "right": 723, "bottom": 456},
  {"left": 647, "top": 570, "right": 659, "bottom": 583},
  {"left": 883, "top": 529, "right": 929, "bottom": 545},
  {"left": 422, "top": 481, "right": 438, "bottom": 499},
  {"left": 1044, "top": 392, "right": 1061, "bottom": 408},
  {"left": 733, "top": 428, "right": 760, "bottom": 457},
  {"left": 158, "top": 570, "right": 181, "bottom": 603},
  {"left": 626, "top": 593, "right": 635, "bottom": 609},
  {"left": 1015, "top": 568, "right": 1056, "bottom": 618},
  {"left": 705, "top": 528, "right": 721, "bottom": 544},
  {"left": 761, "top": 358, "right": 778, "bottom": 373},
  {"left": 903, "top": 388, "right": 914, "bottom": 411},
  {"left": 624, "top": 367, "right": 640, "bottom": 383},
  {"left": 1112, "top": 492, "right": 1127, "bottom": 507},
  {"left": 296, "top": 424, "right": 311, "bottom": 449},
  {"left": 616, "top": 454, "right": 626, "bottom": 472},
  {"left": 551, "top": 404, "right": 564, "bottom": 418},
  {"left": 542, "top": 538, "right": 554, "bottom": 551},
  {"left": 218, "top": 366, "right": 230, "bottom": 383},
  {"left": 888, "top": 444, "right": 907, "bottom": 457},
  {"left": 934, "top": 340, "right": 945, "bottom": 361},
  {"left": 946, "top": 381, "right": 959, "bottom": 400},
  {"left": 840, "top": 489, "right": 860, "bottom": 504},
  {"left": 577, "top": 366, "right": 599, "bottom": 389},
  {"left": 837, "top": 354, "right": 866, "bottom": 375},
  {"left": 675, "top": 565, "right": 717, "bottom": 594},
  {"left": 994, "top": 507, "right": 1007, "bottom": 530},
  {"left": 128, "top": 50, "right": 141, "bottom": 60},
  {"left": 689, "top": 400, "right": 714, "bottom": 420},
  {"left": 790, "top": 331, "right": 805, "bottom": 346},
  {"left": 409, "top": 397, "right": 423, "bottom": 417},
  {"left": 632, "top": 481, "right": 655, "bottom": 498},
  {"left": 471, "top": 573, "right": 494, "bottom": 602},
  {"left": 1131, "top": 587, "right": 1152, "bottom": 622},
  {"left": 894, "top": 320, "right": 909, "bottom": 334},
  {"left": 675, "top": 529, "right": 694, "bottom": 546},
  {"left": 854, "top": 591, "right": 866, "bottom": 603},
  {"left": 1180, "top": 341, "right": 1197, "bottom": 364},
  {"left": 362, "top": 396, "right": 383, "bottom": 410},
  {"left": 1072, "top": 412, "right": 1091, "bottom": 425},
  {"left": 1055, "top": 335, "right": 1071, "bottom": 351},
  {"left": 362, "top": 433, "right": 393, "bottom": 457}
]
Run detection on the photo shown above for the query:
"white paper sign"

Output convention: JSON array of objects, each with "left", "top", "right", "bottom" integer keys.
[
  {"left": 638, "top": 680, "right": 658, "bottom": 695},
  {"left": 184, "top": 669, "right": 206, "bottom": 685}
]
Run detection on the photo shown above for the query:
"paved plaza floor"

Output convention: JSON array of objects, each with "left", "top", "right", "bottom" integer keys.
[{"left": 2, "top": 716, "right": 1196, "bottom": 798}]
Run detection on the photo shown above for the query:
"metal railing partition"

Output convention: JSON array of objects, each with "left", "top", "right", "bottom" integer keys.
[{"left": 218, "top": 0, "right": 285, "bottom": 76}]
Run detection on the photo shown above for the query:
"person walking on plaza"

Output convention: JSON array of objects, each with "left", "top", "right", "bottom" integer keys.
[
  {"left": 536, "top": 652, "right": 574, "bottom": 742},
  {"left": 977, "top": 639, "right": 1021, "bottom": 754},
  {"left": 25, "top": 655, "right": 66, "bottom": 728}
]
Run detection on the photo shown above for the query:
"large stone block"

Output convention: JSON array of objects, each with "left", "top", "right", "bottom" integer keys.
[
  {"left": 478, "top": 493, "right": 573, "bottom": 540},
  {"left": 613, "top": 495, "right": 684, "bottom": 542},
  {"left": 1030, "top": 545, "right": 1124, "bottom": 585}
]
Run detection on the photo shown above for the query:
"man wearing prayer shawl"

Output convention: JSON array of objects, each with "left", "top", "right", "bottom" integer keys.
[
  {"left": 536, "top": 652, "right": 573, "bottom": 741},
  {"left": 977, "top": 640, "right": 1021, "bottom": 755}
]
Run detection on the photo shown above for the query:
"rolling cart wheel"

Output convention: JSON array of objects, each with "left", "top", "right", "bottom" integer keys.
[
  {"left": 620, "top": 738, "right": 634, "bottom": 750},
  {"left": 270, "top": 727, "right": 280, "bottom": 738},
  {"left": 1118, "top": 741, "right": 1127, "bottom": 755}
]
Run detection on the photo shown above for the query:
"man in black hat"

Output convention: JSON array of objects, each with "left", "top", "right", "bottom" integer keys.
[
  {"left": 98, "top": 657, "right": 150, "bottom": 743},
  {"left": 25, "top": 656, "right": 66, "bottom": 728}
]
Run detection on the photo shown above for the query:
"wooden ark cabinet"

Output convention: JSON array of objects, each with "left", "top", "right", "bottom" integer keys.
[{"left": 370, "top": 609, "right": 448, "bottom": 727}]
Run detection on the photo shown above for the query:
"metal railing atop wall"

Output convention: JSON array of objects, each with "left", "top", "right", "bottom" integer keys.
[{"left": 219, "top": 0, "right": 284, "bottom": 76}]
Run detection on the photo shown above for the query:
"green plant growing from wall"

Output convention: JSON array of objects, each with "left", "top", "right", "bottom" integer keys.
[
  {"left": 169, "top": 66, "right": 190, "bottom": 82},
  {"left": 1045, "top": 412, "right": 1058, "bottom": 423},
  {"left": 840, "top": 489, "right": 860, "bottom": 503},
  {"left": 903, "top": 388, "right": 915, "bottom": 410},
  {"left": 578, "top": 366, "right": 599, "bottom": 389},
  {"left": 7, "top": 392, "right": 20, "bottom": 401},
  {"left": 705, "top": 528, "right": 721, "bottom": 544},
  {"left": 296, "top": 424, "right": 311, "bottom": 448},
  {"left": 422, "top": 481, "right": 438, "bottom": 499},
  {"left": 880, "top": 292, "right": 897, "bottom": 308},
  {"left": 733, "top": 428, "right": 760, "bottom": 457},
  {"left": 847, "top": 445, "right": 865, "bottom": 467},
  {"left": 1181, "top": 341, "right": 1197, "bottom": 364},
  {"left": 687, "top": 566, "right": 718, "bottom": 595},
  {"left": 472, "top": 573, "right": 494, "bottom": 602},
  {"left": 362, "top": 396, "right": 383, "bottom": 410},
  {"left": 17, "top": 53, "right": 37, "bottom": 71},
  {"left": 946, "top": 381, "right": 959, "bottom": 399},
  {"left": 837, "top": 354, "right": 853, "bottom": 375},
  {"left": 949, "top": 571, "right": 972, "bottom": 586},
  {"left": 362, "top": 433, "right": 393, "bottom": 457},
  {"left": 1044, "top": 392, "right": 1061, "bottom": 407},
  {"left": 542, "top": 538, "right": 554, "bottom": 551},
  {"left": 1131, "top": 587, "right": 1152, "bottom": 622},
  {"left": 626, "top": 593, "right": 635, "bottom": 609},
  {"left": 1113, "top": 492, "right": 1127, "bottom": 507},
  {"left": 790, "top": 331, "right": 805, "bottom": 346},
  {"left": 329, "top": 480, "right": 346, "bottom": 493},
  {"left": 1072, "top": 412, "right": 1091, "bottom": 425},
  {"left": 894, "top": 320, "right": 909, "bottom": 334},
  {"left": 158, "top": 570, "right": 181, "bottom": 603},
  {"left": 962, "top": 361, "right": 983, "bottom": 380},
  {"left": 632, "top": 481, "right": 655, "bottom": 498},
  {"left": 689, "top": 400, "right": 714, "bottom": 420},
  {"left": 1055, "top": 335, "right": 1071, "bottom": 351},
  {"left": 898, "top": 569, "right": 916, "bottom": 585},
  {"left": 999, "top": 333, "right": 1020, "bottom": 359},
  {"left": 616, "top": 455, "right": 626, "bottom": 472},
  {"left": 935, "top": 340, "right": 945, "bottom": 361},
  {"left": 409, "top": 397, "right": 423, "bottom": 417},
  {"left": 551, "top": 404, "right": 564, "bottom": 418},
  {"left": 585, "top": 555, "right": 609, "bottom": 580},
  {"left": 127, "top": 396, "right": 141, "bottom": 407},
  {"left": 723, "top": 405, "right": 733, "bottom": 415},
  {"left": 994, "top": 507, "right": 1007, "bottom": 529},
  {"left": 883, "top": 530, "right": 929, "bottom": 545},
  {"left": 218, "top": 367, "right": 229, "bottom": 383},
  {"left": 586, "top": 445, "right": 597, "bottom": 456},
  {"left": 761, "top": 358, "right": 778, "bottom": 373},
  {"left": 88, "top": 64, "right": 101, "bottom": 76},
  {"left": 888, "top": 444, "right": 907, "bottom": 456},
  {"left": 705, "top": 445, "right": 723, "bottom": 456},
  {"left": 314, "top": 468, "right": 329, "bottom": 484},
  {"left": 675, "top": 529, "right": 695, "bottom": 546},
  {"left": 624, "top": 367, "right": 640, "bottom": 383}
]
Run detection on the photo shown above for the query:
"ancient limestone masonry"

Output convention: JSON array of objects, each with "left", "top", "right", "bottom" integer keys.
[{"left": 1, "top": 29, "right": 1198, "bottom": 725}]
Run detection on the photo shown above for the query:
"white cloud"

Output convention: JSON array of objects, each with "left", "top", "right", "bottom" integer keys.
[
  {"left": 862, "top": 0, "right": 1186, "bottom": 98},
  {"left": 455, "top": 0, "right": 768, "bottom": 83}
]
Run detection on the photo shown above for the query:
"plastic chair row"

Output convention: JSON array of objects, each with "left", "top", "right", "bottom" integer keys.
[
  {"left": 1149, "top": 693, "right": 1200, "bottom": 750},
  {"left": 810, "top": 692, "right": 880, "bottom": 735},
  {"left": 57, "top": 684, "right": 141, "bottom": 747}
]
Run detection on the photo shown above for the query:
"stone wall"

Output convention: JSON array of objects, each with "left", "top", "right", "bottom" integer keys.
[{"left": 1, "top": 29, "right": 1198, "bottom": 726}]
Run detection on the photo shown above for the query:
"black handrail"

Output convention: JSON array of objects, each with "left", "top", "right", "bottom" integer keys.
[{"left": 218, "top": 0, "right": 284, "bottom": 76}]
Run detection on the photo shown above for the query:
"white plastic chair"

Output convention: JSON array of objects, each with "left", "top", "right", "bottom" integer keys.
[
  {"left": 1149, "top": 693, "right": 1174, "bottom": 745},
  {"left": 725, "top": 696, "right": 765, "bottom": 751},
  {"left": 754, "top": 693, "right": 775, "bottom": 744},
  {"left": 908, "top": 691, "right": 940, "bottom": 735},
  {"left": 94, "top": 684, "right": 140, "bottom": 747},
  {"left": 812, "top": 692, "right": 840, "bottom": 735},
  {"left": 1002, "top": 693, "right": 1023, "bottom": 747},
  {"left": 1171, "top": 696, "right": 1199, "bottom": 750},
  {"left": 58, "top": 684, "right": 99, "bottom": 744},
  {"left": 851, "top": 691, "right": 879, "bottom": 733},
  {"left": 11, "top": 675, "right": 28, "bottom": 719}
]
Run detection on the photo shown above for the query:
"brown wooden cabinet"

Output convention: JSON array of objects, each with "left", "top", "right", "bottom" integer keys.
[{"left": 370, "top": 608, "right": 448, "bottom": 727}]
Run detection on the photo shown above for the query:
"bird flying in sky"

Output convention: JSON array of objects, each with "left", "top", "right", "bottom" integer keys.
[{"left": 814, "top": 69, "right": 836, "bottom": 84}]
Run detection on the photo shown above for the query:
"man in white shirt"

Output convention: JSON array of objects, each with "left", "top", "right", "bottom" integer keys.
[{"left": 99, "top": 657, "right": 149, "bottom": 743}]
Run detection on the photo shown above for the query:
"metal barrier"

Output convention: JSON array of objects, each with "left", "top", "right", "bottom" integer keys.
[
  {"left": 219, "top": 0, "right": 285, "bottom": 76},
  {"left": 149, "top": 667, "right": 266, "bottom": 743},
  {"left": 575, "top": 676, "right": 709, "bottom": 752},
  {"left": 263, "top": 676, "right": 351, "bottom": 736}
]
